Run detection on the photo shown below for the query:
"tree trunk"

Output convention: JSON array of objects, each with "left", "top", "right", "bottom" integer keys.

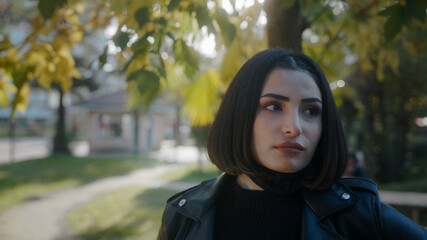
[
  {"left": 133, "top": 110, "right": 139, "bottom": 156},
  {"left": 264, "top": 0, "right": 309, "bottom": 51},
  {"left": 9, "top": 118, "right": 16, "bottom": 163},
  {"left": 53, "top": 87, "right": 69, "bottom": 154},
  {"left": 174, "top": 102, "right": 182, "bottom": 146}
]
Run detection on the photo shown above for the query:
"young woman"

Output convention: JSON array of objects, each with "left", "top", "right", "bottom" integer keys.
[{"left": 158, "top": 49, "right": 427, "bottom": 240}]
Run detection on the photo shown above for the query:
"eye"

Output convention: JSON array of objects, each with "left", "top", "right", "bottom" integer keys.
[
  {"left": 303, "top": 106, "right": 321, "bottom": 117},
  {"left": 264, "top": 102, "right": 282, "bottom": 112}
]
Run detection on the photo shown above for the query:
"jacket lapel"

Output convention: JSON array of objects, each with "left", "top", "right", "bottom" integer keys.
[
  {"left": 168, "top": 174, "right": 361, "bottom": 240},
  {"left": 301, "top": 182, "right": 360, "bottom": 239},
  {"left": 169, "top": 173, "right": 232, "bottom": 239}
]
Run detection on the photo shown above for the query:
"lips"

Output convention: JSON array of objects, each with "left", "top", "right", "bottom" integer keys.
[{"left": 274, "top": 141, "right": 306, "bottom": 154}]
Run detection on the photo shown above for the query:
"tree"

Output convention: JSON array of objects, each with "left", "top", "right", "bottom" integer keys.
[
  {"left": 1, "top": 0, "right": 426, "bottom": 182},
  {"left": 1, "top": 1, "right": 84, "bottom": 154},
  {"left": 329, "top": 0, "right": 427, "bottom": 182}
]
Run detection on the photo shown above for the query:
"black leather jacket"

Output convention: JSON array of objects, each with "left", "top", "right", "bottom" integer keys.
[{"left": 158, "top": 174, "right": 427, "bottom": 240}]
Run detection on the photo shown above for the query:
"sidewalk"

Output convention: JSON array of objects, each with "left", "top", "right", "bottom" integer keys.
[
  {"left": 0, "top": 163, "right": 200, "bottom": 240},
  {"left": 0, "top": 138, "right": 89, "bottom": 165},
  {"left": 0, "top": 141, "right": 209, "bottom": 240}
]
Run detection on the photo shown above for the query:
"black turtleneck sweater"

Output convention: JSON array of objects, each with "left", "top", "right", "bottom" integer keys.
[{"left": 213, "top": 179, "right": 303, "bottom": 240}]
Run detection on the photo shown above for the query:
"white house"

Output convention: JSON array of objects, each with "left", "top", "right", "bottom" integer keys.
[{"left": 73, "top": 90, "right": 175, "bottom": 154}]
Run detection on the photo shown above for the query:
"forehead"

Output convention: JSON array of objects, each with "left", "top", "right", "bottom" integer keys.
[{"left": 262, "top": 69, "right": 321, "bottom": 99}]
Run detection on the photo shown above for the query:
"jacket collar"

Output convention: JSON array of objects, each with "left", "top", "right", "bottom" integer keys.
[
  {"left": 170, "top": 173, "right": 233, "bottom": 222},
  {"left": 303, "top": 181, "right": 360, "bottom": 220},
  {"left": 170, "top": 173, "right": 360, "bottom": 221}
]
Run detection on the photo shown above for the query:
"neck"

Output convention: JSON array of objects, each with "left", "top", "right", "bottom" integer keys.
[{"left": 237, "top": 174, "right": 263, "bottom": 190}]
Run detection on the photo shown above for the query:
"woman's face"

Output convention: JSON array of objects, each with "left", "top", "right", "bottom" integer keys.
[{"left": 252, "top": 68, "right": 322, "bottom": 173}]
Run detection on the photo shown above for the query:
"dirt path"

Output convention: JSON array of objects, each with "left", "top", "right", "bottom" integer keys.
[{"left": 0, "top": 163, "right": 199, "bottom": 240}]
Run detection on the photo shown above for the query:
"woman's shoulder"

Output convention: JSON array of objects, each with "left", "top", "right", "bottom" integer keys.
[
  {"left": 338, "top": 177, "right": 377, "bottom": 194},
  {"left": 166, "top": 173, "right": 232, "bottom": 204}
]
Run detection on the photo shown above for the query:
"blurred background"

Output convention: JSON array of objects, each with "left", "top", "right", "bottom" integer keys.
[{"left": 0, "top": 0, "right": 426, "bottom": 239}]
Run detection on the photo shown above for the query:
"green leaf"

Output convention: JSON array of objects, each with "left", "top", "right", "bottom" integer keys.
[
  {"left": 215, "top": 8, "right": 236, "bottom": 47},
  {"left": 166, "top": 32, "right": 176, "bottom": 41},
  {"left": 384, "top": 7, "right": 404, "bottom": 42},
  {"left": 38, "top": 0, "right": 67, "bottom": 20},
  {"left": 114, "top": 31, "right": 130, "bottom": 50},
  {"left": 131, "top": 31, "right": 155, "bottom": 54},
  {"left": 168, "top": 0, "right": 183, "bottom": 11},
  {"left": 405, "top": 0, "right": 427, "bottom": 22},
  {"left": 154, "top": 17, "right": 167, "bottom": 26},
  {"left": 280, "top": 0, "right": 297, "bottom": 10},
  {"left": 134, "top": 7, "right": 150, "bottom": 29},
  {"left": 127, "top": 70, "right": 160, "bottom": 109},
  {"left": 98, "top": 45, "right": 108, "bottom": 70},
  {"left": 152, "top": 32, "right": 164, "bottom": 52},
  {"left": 149, "top": 53, "right": 166, "bottom": 78},
  {"left": 173, "top": 39, "right": 199, "bottom": 78},
  {"left": 379, "top": 4, "right": 405, "bottom": 42},
  {"left": 12, "top": 66, "right": 33, "bottom": 89},
  {"left": 195, "top": 5, "right": 215, "bottom": 34},
  {"left": 378, "top": 5, "right": 401, "bottom": 17}
]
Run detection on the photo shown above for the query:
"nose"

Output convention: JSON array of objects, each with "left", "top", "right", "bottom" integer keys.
[{"left": 281, "top": 110, "right": 302, "bottom": 138}]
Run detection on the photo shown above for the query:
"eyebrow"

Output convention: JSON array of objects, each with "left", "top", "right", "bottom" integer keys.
[
  {"left": 260, "top": 93, "right": 289, "bottom": 101},
  {"left": 301, "top": 98, "right": 322, "bottom": 104},
  {"left": 260, "top": 93, "right": 322, "bottom": 104}
]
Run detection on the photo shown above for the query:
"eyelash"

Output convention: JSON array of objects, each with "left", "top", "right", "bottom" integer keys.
[
  {"left": 262, "top": 102, "right": 321, "bottom": 117},
  {"left": 303, "top": 107, "right": 321, "bottom": 117},
  {"left": 263, "top": 102, "right": 282, "bottom": 112}
]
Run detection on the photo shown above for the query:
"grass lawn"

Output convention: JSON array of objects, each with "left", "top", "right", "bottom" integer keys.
[
  {"left": 161, "top": 162, "right": 222, "bottom": 182},
  {"left": 0, "top": 154, "right": 157, "bottom": 213},
  {"left": 68, "top": 187, "right": 177, "bottom": 240},
  {"left": 67, "top": 164, "right": 427, "bottom": 239},
  {"left": 67, "top": 163, "right": 221, "bottom": 240}
]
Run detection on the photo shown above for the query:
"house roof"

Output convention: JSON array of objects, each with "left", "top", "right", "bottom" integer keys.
[
  {"left": 75, "top": 90, "right": 127, "bottom": 110},
  {"left": 74, "top": 90, "right": 174, "bottom": 113}
]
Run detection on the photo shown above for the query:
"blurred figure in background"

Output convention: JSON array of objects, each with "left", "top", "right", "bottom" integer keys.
[{"left": 343, "top": 151, "right": 370, "bottom": 179}]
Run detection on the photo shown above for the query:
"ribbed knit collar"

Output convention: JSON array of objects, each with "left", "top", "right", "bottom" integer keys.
[
  {"left": 247, "top": 160, "right": 316, "bottom": 196},
  {"left": 229, "top": 178, "right": 303, "bottom": 205}
]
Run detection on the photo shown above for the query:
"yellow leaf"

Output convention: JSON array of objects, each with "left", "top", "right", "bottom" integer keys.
[
  {"left": 182, "top": 69, "right": 222, "bottom": 126},
  {"left": 69, "top": 30, "right": 84, "bottom": 43},
  {"left": 360, "top": 59, "right": 373, "bottom": 73},
  {"left": 66, "top": 12, "right": 79, "bottom": 24},
  {"left": 68, "top": 68, "right": 81, "bottom": 79},
  {"left": 0, "top": 88, "right": 8, "bottom": 108},
  {"left": 15, "top": 82, "right": 30, "bottom": 113},
  {"left": 26, "top": 51, "right": 43, "bottom": 65},
  {"left": 42, "top": 43, "right": 55, "bottom": 55},
  {"left": 376, "top": 50, "right": 386, "bottom": 82},
  {"left": 0, "top": 76, "right": 11, "bottom": 107},
  {"left": 75, "top": 2, "right": 86, "bottom": 14},
  {"left": 47, "top": 62, "right": 57, "bottom": 73},
  {"left": 125, "top": 54, "right": 148, "bottom": 77},
  {"left": 126, "top": 84, "right": 142, "bottom": 109},
  {"left": 6, "top": 48, "right": 19, "bottom": 63},
  {"left": 387, "top": 50, "right": 399, "bottom": 75},
  {"left": 38, "top": 72, "right": 52, "bottom": 90},
  {"left": 220, "top": 40, "right": 244, "bottom": 85},
  {"left": 61, "top": 78, "right": 73, "bottom": 92},
  {"left": 32, "top": 15, "right": 43, "bottom": 30}
]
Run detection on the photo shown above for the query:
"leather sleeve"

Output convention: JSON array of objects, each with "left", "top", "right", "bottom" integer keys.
[{"left": 380, "top": 203, "right": 427, "bottom": 240}]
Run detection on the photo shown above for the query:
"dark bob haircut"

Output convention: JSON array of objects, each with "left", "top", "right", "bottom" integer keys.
[{"left": 206, "top": 48, "right": 347, "bottom": 190}]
